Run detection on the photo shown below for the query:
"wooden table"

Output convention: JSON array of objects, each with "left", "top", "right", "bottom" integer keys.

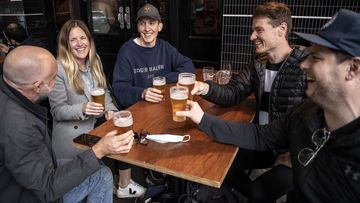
[{"left": 75, "top": 80, "right": 255, "bottom": 188}]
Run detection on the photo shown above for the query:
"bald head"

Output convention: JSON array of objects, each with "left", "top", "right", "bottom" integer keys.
[{"left": 3, "top": 46, "right": 57, "bottom": 85}]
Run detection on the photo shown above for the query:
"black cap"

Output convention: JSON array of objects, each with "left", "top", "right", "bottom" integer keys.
[
  {"left": 295, "top": 9, "right": 360, "bottom": 57},
  {"left": 136, "top": 4, "right": 161, "bottom": 21}
]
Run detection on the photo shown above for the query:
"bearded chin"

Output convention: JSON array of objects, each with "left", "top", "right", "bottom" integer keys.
[{"left": 310, "top": 88, "right": 339, "bottom": 109}]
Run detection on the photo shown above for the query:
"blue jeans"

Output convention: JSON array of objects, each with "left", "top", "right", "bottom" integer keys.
[{"left": 59, "top": 160, "right": 113, "bottom": 203}]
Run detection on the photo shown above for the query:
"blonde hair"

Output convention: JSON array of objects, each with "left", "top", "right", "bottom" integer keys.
[{"left": 57, "top": 19, "right": 106, "bottom": 94}]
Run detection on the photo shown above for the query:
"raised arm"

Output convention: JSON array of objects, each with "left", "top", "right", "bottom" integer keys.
[
  {"left": 203, "top": 64, "right": 254, "bottom": 106},
  {"left": 177, "top": 100, "right": 289, "bottom": 151}
]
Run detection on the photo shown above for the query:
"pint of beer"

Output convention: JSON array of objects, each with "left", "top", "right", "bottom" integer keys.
[
  {"left": 170, "top": 86, "right": 188, "bottom": 122},
  {"left": 178, "top": 73, "right": 195, "bottom": 100},
  {"left": 113, "top": 110, "right": 133, "bottom": 134},
  {"left": 91, "top": 88, "right": 105, "bottom": 107},
  {"left": 153, "top": 76, "right": 166, "bottom": 95}
]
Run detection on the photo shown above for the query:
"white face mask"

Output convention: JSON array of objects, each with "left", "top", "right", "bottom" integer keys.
[{"left": 145, "top": 134, "right": 190, "bottom": 143}]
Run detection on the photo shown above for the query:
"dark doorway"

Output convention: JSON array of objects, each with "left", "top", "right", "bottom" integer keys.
[
  {"left": 85, "top": 0, "right": 170, "bottom": 83},
  {"left": 72, "top": 0, "right": 222, "bottom": 80},
  {"left": 179, "top": 0, "right": 222, "bottom": 68}
]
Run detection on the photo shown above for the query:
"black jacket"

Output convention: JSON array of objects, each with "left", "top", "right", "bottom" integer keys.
[
  {"left": 0, "top": 78, "right": 102, "bottom": 203},
  {"left": 204, "top": 47, "right": 307, "bottom": 123},
  {"left": 199, "top": 99, "right": 360, "bottom": 202}
]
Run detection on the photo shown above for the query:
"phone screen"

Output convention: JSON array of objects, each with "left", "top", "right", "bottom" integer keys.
[{"left": 73, "top": 133, "right": 100, "bottom": 147}]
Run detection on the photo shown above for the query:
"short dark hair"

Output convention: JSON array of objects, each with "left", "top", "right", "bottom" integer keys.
[
  {"left": 253, "top": 2, "right": 292, "bottom": 39},
  {"left": 333, "top": 49, "right": 353, "bottom": 63},
  {"left": 4, "top": 22, "right": 27, "bottom": 43}
]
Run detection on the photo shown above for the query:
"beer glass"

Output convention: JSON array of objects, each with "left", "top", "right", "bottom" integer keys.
[
  {"left": 216, "top": 63, "right": 232, "bottom": 85},
  {"left": 202, "top": 66, "right": 215, "bottom": 81},
  {"left": 113, "top": 110, "right": 133, "bottom": 134},
  {"left": 178, "top": 73, "right": 195, "bottom": 100},
  {"left": 170, "top": 86, "right": 188, "bottom": 122},
  {"left": 216, "top": 70, "right": 232, "bottom": 85},
  {"left": 91, "top": 88, "right": 105, "bottom": 107},
  {"left": 152, "top": 76, "right": 166, "bottom": 95}
]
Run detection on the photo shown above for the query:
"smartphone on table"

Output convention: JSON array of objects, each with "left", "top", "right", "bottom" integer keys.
[{"left": 73, "top": 133, "right": 100, "bottom": 147}]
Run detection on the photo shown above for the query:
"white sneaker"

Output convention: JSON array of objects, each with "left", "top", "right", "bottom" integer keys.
[{"left": 116, "top": 179, "right": 146, "bottom": 198}]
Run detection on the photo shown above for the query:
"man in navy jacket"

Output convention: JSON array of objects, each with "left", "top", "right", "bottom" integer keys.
[{"left": 112, "top": 4, "right": 195, "bottom": 109}]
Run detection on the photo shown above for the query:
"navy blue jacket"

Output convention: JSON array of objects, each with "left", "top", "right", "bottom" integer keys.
[{"left": 112, "top": 38, "right": 195, "bottom": 109}]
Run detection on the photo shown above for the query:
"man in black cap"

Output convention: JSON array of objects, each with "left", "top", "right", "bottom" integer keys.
[
  {"left": 112, "top": 3, "right": 195, "bottom": 109},
  {"left": 177, "top": 9, "right": 360, "bottom": 202},
  {"left": 111, "top": 3, "right": 195, "bottom": 199}
]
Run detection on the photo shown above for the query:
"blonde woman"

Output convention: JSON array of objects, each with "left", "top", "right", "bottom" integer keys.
[{"left": 49, "top": 19, "right": 145, "bottom": 198}]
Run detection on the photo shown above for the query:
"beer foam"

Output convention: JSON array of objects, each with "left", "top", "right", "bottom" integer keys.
[
  {"left": 170, "top": 93, "right": 188, "bottom": 100},
  {"left": 179, "top": 77, "right": 195, "bottom": 85},
  {"left": 153, "top": 80, "right": 166, "bottom": 85},
  {"left": 91, "top": 89, "right": 105, "bottom": 96},
  {"left": 114, "top": 117, "right": 133, "bottom": 127}
]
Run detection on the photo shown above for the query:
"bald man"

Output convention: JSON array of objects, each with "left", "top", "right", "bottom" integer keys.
[{"left": 0, "top": 46, "right": 134, "bottom": 202}]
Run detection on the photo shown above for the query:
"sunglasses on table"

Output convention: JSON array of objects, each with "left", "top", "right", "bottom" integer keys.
[{"left": 133, "top": 129, "right": 149, "bottom": 145}]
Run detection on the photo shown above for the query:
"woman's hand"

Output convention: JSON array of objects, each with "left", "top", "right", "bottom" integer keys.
[{"left": 83, "top": 102, "right": 104, "bottom": 116}]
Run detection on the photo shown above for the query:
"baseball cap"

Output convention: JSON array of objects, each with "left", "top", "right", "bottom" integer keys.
[
  {"left": 294, "top": 9, "right": 360, "bottom": 57},
  {"left": 136, "top": 4, "right": 161, "bottom": 21}
]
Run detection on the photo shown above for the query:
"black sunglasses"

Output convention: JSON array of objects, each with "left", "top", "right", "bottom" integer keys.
[{"left": 134, "top": 129, "right": 149, "bottom": 145}]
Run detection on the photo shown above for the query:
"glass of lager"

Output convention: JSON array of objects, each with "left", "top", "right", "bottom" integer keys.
[
  {"left": 215, "top": 70, "right": 232, "bottom": 85},
  {"left": 170, "top": 86, "right": 188, "bottom": 122},
  {"left": 91, "top": 88, "right": 105, "bottom": 107},
  {"left": 113, "top": 110, "right": 133, "bottom": 134},
  {"left": 178, "top": 73, "right": 195, "bottom": 100},
  {"left": 153, "top": 76, "right": 166, "bottom": 98},
  {"left": 216, "top": 63, "right": 232, "bottom": 85},
  {"left": 202, "top": 66, "right": 215, "bottom": 81}
]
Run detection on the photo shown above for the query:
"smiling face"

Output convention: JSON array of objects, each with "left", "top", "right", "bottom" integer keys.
[
  {"left": 137, "top": 17, "right": 163, "bottom": 47},
  {"left": 300, "top": 45, "right": 351, "bottom": 106},
  {"left": 250, "top": 17, "right": 284, "bottom": 55},
  {"left": 68, "top": 26, "right": 90, "bottom": 66}
]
